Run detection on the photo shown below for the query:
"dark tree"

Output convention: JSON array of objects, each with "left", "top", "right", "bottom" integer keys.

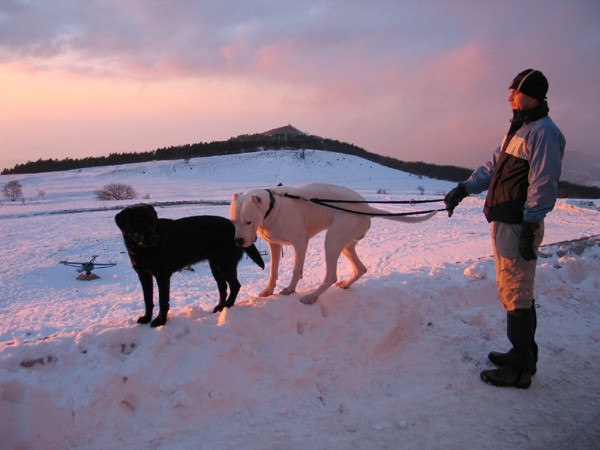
[
  {"left": 94, "top": 183, "right": 138, "bottom": 201},
  {"left": 2, "top": 180, "right": 23, "bottom": 201}
]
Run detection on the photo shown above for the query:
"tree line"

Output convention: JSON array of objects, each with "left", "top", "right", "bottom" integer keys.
[{"left": 2, "top": 133, "right": 599, "bottom": 199}]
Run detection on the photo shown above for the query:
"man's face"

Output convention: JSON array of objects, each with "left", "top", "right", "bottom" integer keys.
[{"left": 509, "top": 88, "right": 539, "bottom": 111}]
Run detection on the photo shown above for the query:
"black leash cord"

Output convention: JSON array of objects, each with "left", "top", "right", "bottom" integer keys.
[
  {"left": 281, "top": 193, "right": 448, "bottom": 217},
  {"left": 283, "top": 192, "right": 444, "bottom": 205},
  {"left": 314, "top": 200, "right": 447, "bottom": 216}
]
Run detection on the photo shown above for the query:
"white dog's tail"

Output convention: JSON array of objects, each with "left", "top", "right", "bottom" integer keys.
[
  {"left": 280, "top": 190, "right": 440, "bottom": 223},
  {"left": 361, "top": 205, "right": 438, "bottom": 223},
  {"left": 317, "top": 201, "right": 438, "bottom": 222}
]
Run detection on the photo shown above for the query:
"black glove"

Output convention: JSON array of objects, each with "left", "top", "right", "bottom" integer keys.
[
  {"left": 519, "top": 221, "right": 540, "bottom": 261},
  {"left": 444, "top": 183, "right": 469, "bottom": 217}
]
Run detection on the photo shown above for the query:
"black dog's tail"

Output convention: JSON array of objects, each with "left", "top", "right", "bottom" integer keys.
[{"left": 244, "top": 244, "right": 265, "bottom": 269}]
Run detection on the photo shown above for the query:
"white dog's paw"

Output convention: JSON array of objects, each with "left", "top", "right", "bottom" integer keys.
[
  {"left": 279, "top": 287, "right": 296, "bottom": 296},
  {"left": 299, "top": 294, "right": 318, "bottom": 305},
  {"left": 259, "top": 287, "right": 274, "bottom": 297},
  {"left": 334, "top": 279, "right": 352, "bottom": 289}
]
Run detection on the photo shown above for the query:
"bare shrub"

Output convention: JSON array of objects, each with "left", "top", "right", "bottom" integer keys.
[
  {"left": 2, "top": 180, "right": 24, "bottom": 202},
  {"left": 95, "top": 183, "right": 138, "bottom": 201}
]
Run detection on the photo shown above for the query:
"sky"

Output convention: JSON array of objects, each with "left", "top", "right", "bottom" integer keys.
[{"left": 1, "top": 0, "right": 599, "bottom": 171}]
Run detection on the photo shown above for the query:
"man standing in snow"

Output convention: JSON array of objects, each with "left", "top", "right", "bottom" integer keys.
[{"left": 444, "top": 69, "right": 565, "bottom": 389}]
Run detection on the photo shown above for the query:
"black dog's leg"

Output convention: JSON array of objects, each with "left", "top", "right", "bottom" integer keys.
[
  {"left": 136, "top": 269, "right": 154, "bottom": 324},
  {"left": 222, "top": 253, "right": 243, "bottom": 308},
  {"left": 152, "top": 274, "right": 171, "bottom": 327},
  {"left": 209, "top": 260, "right": 229, "bottom": 313},
  {"left": 225, "top": 275, "right": 241, "bottom": 309},
  {"left": 219, "top": 257, "right": 241, "bottom": 311}
]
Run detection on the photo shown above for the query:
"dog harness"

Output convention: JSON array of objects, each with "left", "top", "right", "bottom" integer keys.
[{"left": 263, "top": 189, "right": 276, "bottom": 219}]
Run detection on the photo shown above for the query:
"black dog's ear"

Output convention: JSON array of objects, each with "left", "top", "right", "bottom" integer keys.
[
  {"left": 115, "top": 209, "right": 130, "bottom": 231},
  {"left": 134, "top": 203, "right": 158, "bottom": 221},
  {"left": 144, "top": 204, "right": 158, "bottom": 221}
]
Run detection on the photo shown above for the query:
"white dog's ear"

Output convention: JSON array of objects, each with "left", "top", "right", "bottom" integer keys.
[
  {"left": 232, "top": 192, "right": 239, "bottom": 201},
  {"left": 251, "top": 194, "right": 262, "bottom": 206}
]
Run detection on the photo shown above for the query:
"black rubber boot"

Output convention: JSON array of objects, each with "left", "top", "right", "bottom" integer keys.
[
  {"left": 481, "top": 308, "right": 536, "bottom": 389},
  {"left": 488, "top": 348, "right": 513, "bottom": 367},
  {"left": 488, "top": 303, "right": 538, "bottom": 375}
]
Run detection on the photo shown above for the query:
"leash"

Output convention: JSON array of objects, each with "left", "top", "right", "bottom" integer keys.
[{"left": 279, "top": 192, "right": 448, "bottom": 217}]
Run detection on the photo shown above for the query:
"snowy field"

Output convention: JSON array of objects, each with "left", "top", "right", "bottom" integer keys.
[{"left": 1, "top": 150, "right": 599, "bottom": 449}]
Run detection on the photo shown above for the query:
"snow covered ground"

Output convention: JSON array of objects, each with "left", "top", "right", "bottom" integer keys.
[{"left": 1, "top": 150, "right": 599, "bottom": 450}]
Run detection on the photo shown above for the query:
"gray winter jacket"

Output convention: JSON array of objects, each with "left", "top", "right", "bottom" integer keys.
[{"left": 463, "top": 115, "right": 565, "bottom": 224}]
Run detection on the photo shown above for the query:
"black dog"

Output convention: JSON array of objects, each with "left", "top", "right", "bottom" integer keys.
[{"left": 115, "top": 204, "right": 264, "bottom": 327}]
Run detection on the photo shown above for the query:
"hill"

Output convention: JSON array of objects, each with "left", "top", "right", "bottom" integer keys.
[
  {"left": 562, "top": 150, "right": 600, "bottom": 188},
  {"left": 2, "top": 125, "right": 599, "bottom": 198},
  {"left": 260, "top": 124, "right": 308, "bottom": 137}
]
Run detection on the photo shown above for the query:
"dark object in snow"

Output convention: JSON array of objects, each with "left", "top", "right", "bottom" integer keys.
[
  {"left": 76, "top": 273, "right": 101, "bottom": 281},
  {"left": 60, "top": 255, "right": 116, "bottom": 277}
]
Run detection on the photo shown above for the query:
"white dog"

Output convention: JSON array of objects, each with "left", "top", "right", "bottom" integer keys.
[{"left": 230, "top": 183, "right": 435, "bottom": 304}]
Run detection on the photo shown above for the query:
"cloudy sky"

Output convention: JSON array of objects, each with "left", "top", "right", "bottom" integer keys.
[{"left": 1, "top": 0, "right": 599, "bottom": 171}]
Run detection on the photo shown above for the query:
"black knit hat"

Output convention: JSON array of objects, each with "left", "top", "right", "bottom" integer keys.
[{"left": 509, "top": 69, "right": 548, "bottom": 101}]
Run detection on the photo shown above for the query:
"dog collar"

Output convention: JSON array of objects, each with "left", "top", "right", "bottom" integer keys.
[{"left": 264, "top": 189, "right": 275, "bottom": 219}]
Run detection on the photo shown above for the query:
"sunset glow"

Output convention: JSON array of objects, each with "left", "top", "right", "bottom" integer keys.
[{"left": 1, "top": 1, "right": 598, "bottom": 171}]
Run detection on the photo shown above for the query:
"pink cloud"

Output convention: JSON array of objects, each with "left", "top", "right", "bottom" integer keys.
[{"left": 0, "top": 1, "right": 598, "bottom": 172}]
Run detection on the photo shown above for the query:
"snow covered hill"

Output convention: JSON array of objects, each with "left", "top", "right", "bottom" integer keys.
[{"left": 1, "top": 150, "right": 599, "bottom": 449}]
